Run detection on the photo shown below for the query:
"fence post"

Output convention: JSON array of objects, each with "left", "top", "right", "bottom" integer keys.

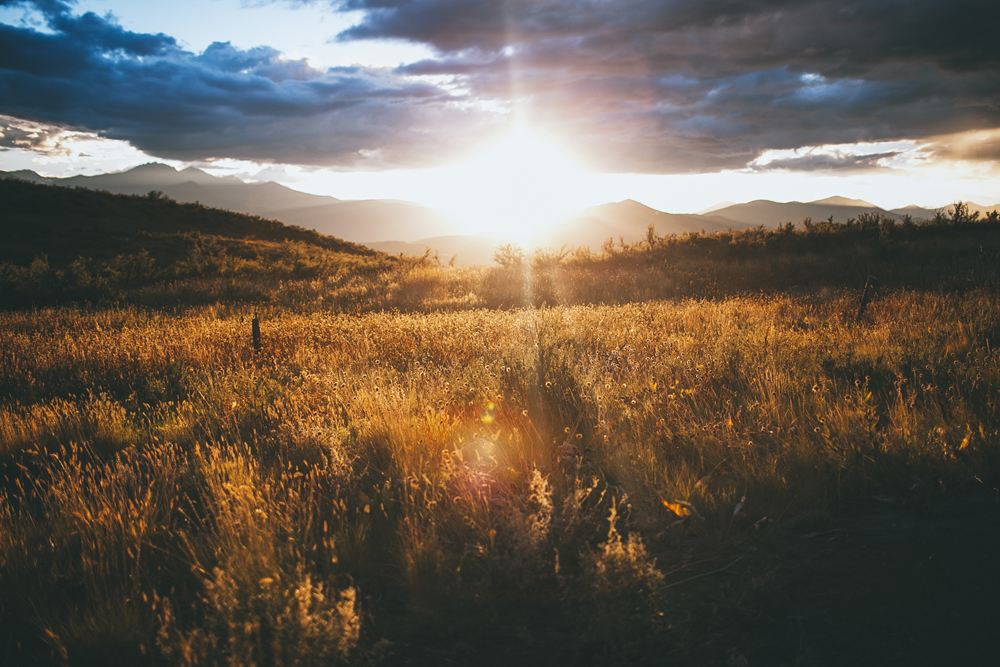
[
  {"left": 856, "top": 276, "right": 878, "bottom": 322},
  {"left": 251, "top": 311, "right": 261, "bottom": 355}
]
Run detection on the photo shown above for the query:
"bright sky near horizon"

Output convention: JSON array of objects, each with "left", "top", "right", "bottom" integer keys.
[{"left": 1, "top": 0, "right": 998, "bottom": 234}]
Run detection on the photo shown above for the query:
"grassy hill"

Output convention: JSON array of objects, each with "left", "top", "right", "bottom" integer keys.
[
  {"left": 1, "top": 177, "right": 375, "bottom": 264},
  {"left": 0, "top": 178, "right": 394, "bottom": 308},
  {"left": 2, "top": 163, "right": 458, "bottom": 243}
]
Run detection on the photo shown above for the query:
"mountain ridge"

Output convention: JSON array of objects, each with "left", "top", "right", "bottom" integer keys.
[
  {"left": 809, "top": 196, "right": 879, "bottom": 208},
  {"left": 0, "top": 176, "right": 378, "bottom": 268},
  {"left": 2, "top": 163, "right": 456, "bottom": 243},
  {"left": 4, "top": 166, "right": 997, "bottom": 263},
  {"left": 706, "top": 198, "right": 903, "bottom": 226}
]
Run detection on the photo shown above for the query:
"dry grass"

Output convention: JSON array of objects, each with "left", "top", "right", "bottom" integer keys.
[{"left": 1, "top": 279, "right": 998, "bottom": 663}]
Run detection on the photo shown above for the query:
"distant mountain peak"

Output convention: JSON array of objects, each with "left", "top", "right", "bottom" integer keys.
[
  {"left": 2, "top": 169, "right": 46, "bottom": 180},
  {"left": 178, "top": 166, "right": 245, "bottom": 185},
  {"left": 129, "top": 162, "right": 178, "bottom": 173},
  {"left": 566, "top": 199, "right": 664, "bottom": 221},
  {"left": 616, "top": 199, "right": 657, "bottom": 210},
  {"left": 810, "top": 196, "right": 878, "bottom": 208},
  {"left": 1, "top": 170, "right": 60, "bottom": 187},
  {"left": 697, "top": 201, "right": 737, "bottom": 215}
]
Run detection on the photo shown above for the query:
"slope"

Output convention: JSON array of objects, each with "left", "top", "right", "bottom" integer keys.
[
  {"left": 544, "top": 199, "right": 750, "bottom": 248},
  {"left": 0, "top": 177, "right": 377, "bottom": 267},
  {"left": 709, "top": 197, "right": 902, "bottom": 227},
  {"left": 2, "top": 163, "right": 456, "bottom": 243},
  {"left": 365, "top": 201, "right": 754, "bottom": 265},
  {"left": 890, "top": 205, "right": 941, "bottom": 220}
]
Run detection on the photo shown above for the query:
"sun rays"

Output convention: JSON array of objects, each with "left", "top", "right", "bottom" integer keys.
[{"left": 434, "top": 124, "right": 590, "bottom": 242}]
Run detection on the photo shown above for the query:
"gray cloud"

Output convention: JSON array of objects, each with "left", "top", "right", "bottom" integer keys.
[
  {"left": 335, "top": 0, "right": 1000, "bottom": 76},
  {"left": 751, "top": 150, "right": 903, "bottom": 172},
  {"left": 334, "top": 0, "right": 1000, "bottom": 171},
  {"left": 0, "top": 116, "right": 62, "bottom": 150},
  {"left": 1, "top": 0, "right": 999, "bottom": 172},
  {"left": 0, "top": 0, "right": 499, "bottom": 167}
]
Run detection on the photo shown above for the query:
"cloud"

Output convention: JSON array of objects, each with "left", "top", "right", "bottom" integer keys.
[
  {"left": 335, "top": 0, "right": 1000, "bottom": 172},
  {"left": 1, "top": 0, "right": 999, "bottom": 172},
  {"left": 334, "top": 0, "right": 1000, "bottom": 75},
  {"left": 925, "top": 129, "right": 1000, "bottom": 162},
  {"left": 0, "top": 113, "right": 84, "bottom": 154},
  {"left": 750, "top": 149, "right": 903, "bottom": 173},
  {"left": 0, "top": 0, "right": 499, "bottom": 167}
]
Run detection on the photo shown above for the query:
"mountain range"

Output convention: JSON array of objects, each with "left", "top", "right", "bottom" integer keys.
[
  {"left": 0, "top": 175, "right": 375, "bottom": 269},
  {"left": 366, "top": 197, "right": 998, "bottom": 264},
  {"left": 360, "top": 201, "right": 745, "bottom": 264},
  {"left": 1, "top": 164, "right": 457, "bottom": 243},
  {"left": 3, "top": 164, "right": 997, "bottom": 265}
]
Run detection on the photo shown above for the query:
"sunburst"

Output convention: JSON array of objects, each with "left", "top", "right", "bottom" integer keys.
[{"left": 436, "top": 124, "right": 588, "bottom": 243}]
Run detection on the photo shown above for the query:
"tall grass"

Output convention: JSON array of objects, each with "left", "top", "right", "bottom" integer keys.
[{"left": 2, "top": 283, "right": 997, "bottom": 663}]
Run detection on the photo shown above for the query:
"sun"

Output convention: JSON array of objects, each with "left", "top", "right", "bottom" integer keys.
[{"left": 436, "top": 125, "right": 589, "bottom": 243}]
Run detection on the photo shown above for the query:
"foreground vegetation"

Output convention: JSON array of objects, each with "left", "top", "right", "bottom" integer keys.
[
  {"left": 2, "top": 288, "right": 998, "bottom": 664},
  {"left": 1, "top": 184, "right": 999, "bottom": 664}
]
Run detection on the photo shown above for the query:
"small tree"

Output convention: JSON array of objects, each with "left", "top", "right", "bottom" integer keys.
[
  {"left": 493, "top": 243, "right": 525, "bottom": 268},
  {"left": 950, "top": 201, "right": 980, "bottom": 225},
  {"left": 645, "top": 224, "right": 659, "bottom": 249}
]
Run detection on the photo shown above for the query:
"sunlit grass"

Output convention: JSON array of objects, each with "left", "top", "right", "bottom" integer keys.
[
  {"left": 2, "top": 212, "right": 999, "bottom": 662},
  {"left": 1, "top": 281, "right": 997, "bottom": 663}
]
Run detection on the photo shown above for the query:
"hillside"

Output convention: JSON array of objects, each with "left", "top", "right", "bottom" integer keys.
[
  {"left": 890, "top": 204, "right": 941, "bottom": 219},
  {"left": 0, "top": 178, "right": 403, "bottom": 308},
  {"left": 967, "top": 201, "right": 1000, "bottom": 217},
  {"left": 810, "top": 196, "right": 879, "bottom": 207},
  {"left": 708, "top": 197, "right": 903, "bottom": 226},
  {"left": 0, "top": 177, "right": 375, "bottom": 266},
  {"left": 367, "top": 201, "right": 754, "bottom": 265},
  {"left": 277, "top": 199, "right": 460, "bottom": 243},
  {"left": 1, "top": 164, "right": 457, "bottom": 243},
  {"left": 544, "top": 199, "right": 749, "bottom": 247},
  {"left": 365, "top": 234, "right": 510, "bottom": 265},
  {"left": 377, "top": 196, "right": 1000, "bottom": 266}
]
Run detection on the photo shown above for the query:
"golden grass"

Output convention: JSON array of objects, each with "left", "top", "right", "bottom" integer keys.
[{"left": 1, "top": 286, "right": 998, "bottom": 663}]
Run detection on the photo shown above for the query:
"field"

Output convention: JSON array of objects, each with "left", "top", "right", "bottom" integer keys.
[{"left": 2, "top": 192, "right": 1000, "bottom": 665}]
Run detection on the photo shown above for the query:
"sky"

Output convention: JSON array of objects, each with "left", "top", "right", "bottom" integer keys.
[{"left": 1, "top": 0, "right": 999, "bottom": 234}]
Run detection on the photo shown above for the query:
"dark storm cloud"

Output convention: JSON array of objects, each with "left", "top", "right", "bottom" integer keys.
[
  {"left": 334, "top": 0, "right": 1000, "bottom": 172},
  {"left": 0, "top": 0, "right": 494, "bottom": 167},
  {"left": 2, "top": 0, "right": 999, "bottom": 171},
  {"left": 334, "top": 0, "right": 1000, "bottom": 75}
]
